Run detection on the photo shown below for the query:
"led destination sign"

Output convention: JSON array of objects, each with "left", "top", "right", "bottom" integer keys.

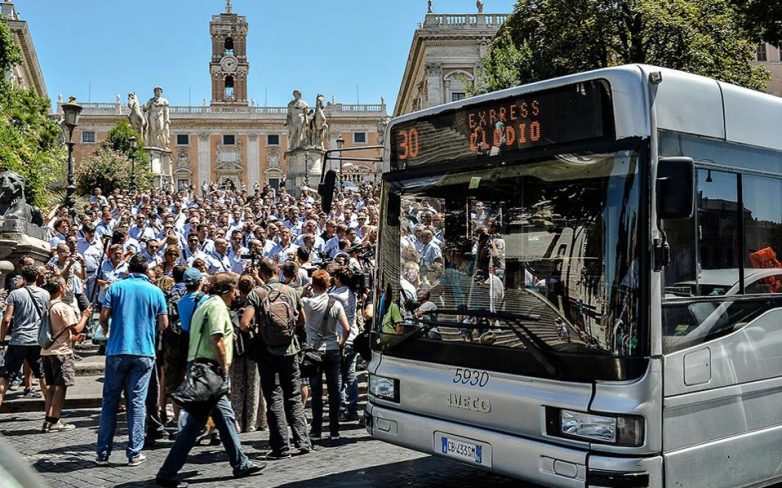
[{"left": 390, "top": 79, "right": 614, "bottom": 169}]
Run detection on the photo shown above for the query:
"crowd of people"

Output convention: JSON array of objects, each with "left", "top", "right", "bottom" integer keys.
[{"left": 0, "top": 180, "right": 378, "bottom": 487}]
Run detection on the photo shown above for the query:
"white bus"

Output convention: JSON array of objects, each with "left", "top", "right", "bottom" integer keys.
[{"left": 363, "top": 65, "right": 782, "bottom": 487}]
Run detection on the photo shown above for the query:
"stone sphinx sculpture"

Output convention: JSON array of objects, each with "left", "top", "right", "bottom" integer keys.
[{"left": 0, "top": 171, "right": 43, "bottom": 226}]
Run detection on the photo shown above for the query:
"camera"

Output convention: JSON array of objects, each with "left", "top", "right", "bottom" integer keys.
[{"left": 240, "top": 253, "right": 262, "bottom": 267}]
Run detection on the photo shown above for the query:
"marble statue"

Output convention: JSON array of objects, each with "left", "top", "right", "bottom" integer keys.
[
  {"left": 128, "top": 92, "right": 147, "bottom": 141},
  {"left": 377, "top": 116, "right": 390, "bottom": 146},
  {"left": 477, "top": 0, "right": 484, "bottom": 13},
  {"left": 309, "top": 94, "right": 328, "bottom": 149},
  {"left": 285, "top": 89, "right": 309, "bottom": 151},
  {"left": 55, "top": 114, "right": 67, "bottom": 146},
  {"left": 428, "top": 0, "right": 433, "bottom": 13},
  {"left": 0, "top": 172, "right": 43, "bottom": 226},
  {"left": 143, "top": 86, "right": 170, "bottom": 149}
]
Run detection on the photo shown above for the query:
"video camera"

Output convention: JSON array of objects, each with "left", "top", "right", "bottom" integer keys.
[{"left": 240, "top": 252, "right": 262, "bottom": 267}]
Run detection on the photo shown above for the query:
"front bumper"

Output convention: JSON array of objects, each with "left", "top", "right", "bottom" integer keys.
[{"left": 366, "top": 402, "right": 663, "bottom": 487}]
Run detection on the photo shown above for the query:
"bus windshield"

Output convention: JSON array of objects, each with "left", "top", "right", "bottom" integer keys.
[{"left": 376, "top": 147, "right": 643, "bottom": 370}]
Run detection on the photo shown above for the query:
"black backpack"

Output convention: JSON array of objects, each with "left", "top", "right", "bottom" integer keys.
[{"left": 163, "top": 291, "right": 204, "bottom": 360}]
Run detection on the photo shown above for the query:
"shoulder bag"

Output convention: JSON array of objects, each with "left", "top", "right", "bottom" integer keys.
[
  {"left": 171, "top": 307, "right": 229, "bottom": 415},
  {"left": 299, "top": 297, "right": 335, "bottom": 378}
]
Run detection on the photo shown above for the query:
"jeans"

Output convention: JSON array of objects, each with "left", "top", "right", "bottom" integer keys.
[
  {"left": 258, "top": 352, "right": 310, "bottom": 453},
  {"left": 310, "top": 349, "right": 342, "bottom": 437},
  {"left": 340, "top": 344, "right": 358, "bottom": 415},
  {"left": 96, "top": 355, "right": 154, "bottom": 459},
  {"left": 145, "top": 360, "right": 165, "bottom": 439},
  {"left": 157, "top": 394, "right": 251, "bottom": 480}
]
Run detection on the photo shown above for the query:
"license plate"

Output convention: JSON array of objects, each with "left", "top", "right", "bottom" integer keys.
[{"left": 434, "top": 432, "right": 491, "bottom": 467}]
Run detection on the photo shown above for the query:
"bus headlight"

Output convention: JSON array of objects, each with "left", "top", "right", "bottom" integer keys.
[
  {"left": 555, "top": 409, "right": 644, "bottom": 446},
  {"left": 369, "top": 375, "right": 399, "bottom": 403}
]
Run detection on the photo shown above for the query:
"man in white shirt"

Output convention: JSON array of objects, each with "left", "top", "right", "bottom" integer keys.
[{"left": 207, "top": 238, "right": 232, "bottom": 274}]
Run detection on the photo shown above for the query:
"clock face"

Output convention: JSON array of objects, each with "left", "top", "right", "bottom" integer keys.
[{"left": 220, "top": 56, "right": 238, "bottom": 72}]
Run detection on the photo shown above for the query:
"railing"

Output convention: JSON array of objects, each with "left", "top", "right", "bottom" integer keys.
[
  {"left": 169, "top": 105, "right": 288, "bottom": 115},
  {"left": 56, "top": 102, "right": 125, "bottom": 115},
  {"left": 57, "top": 102, "right": 387, "bottom": 117},
  {"left": 328, "top": 104, "right": 385, "bottom": 113},
  {"left": 422, "top": 13, "right": 507, "bottom": 29}
]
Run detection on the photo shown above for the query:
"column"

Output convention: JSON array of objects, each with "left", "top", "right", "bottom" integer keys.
[
  {"left": 198, "top": 133, "right": 210, "bottom": 185},
  {"left": 247, "top": 133, "right": 260, "bottom": 186},
  {"left": 425, "top": 62, "right": 443, "bottom": 108}
]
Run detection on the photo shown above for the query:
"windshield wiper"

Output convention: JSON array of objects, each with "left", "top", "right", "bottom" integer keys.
[{"left": 426, "top": 308, "right": 561, "bottom": 378}]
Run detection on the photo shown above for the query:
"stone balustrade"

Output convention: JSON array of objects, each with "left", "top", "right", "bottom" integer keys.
[
  {"left": 422, "top": 13, "right": 508, "bottom": 29},
  {"left": 57, "top": 101, "right": 387, "bottom": 118}
]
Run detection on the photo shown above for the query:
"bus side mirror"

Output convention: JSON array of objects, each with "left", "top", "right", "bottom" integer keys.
[
  {"left": 657, "top": 157, "right": 695, "bottom": 220},
  {"left": 319, "top": 170, "right": 337, "bottom": 213}
]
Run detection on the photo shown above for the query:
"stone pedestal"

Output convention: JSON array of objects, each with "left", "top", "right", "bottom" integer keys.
[
  {"left": 285, "top": 147, "right": 324, "bottom": 197},
  {"left": 145, "top": 147, "right": 173, "bottom": 189},
  {"left": 0, "top": 218, "right": 51, "bottom": 283}
]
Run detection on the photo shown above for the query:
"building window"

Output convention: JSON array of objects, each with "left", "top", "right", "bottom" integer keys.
[
  {"left": 353, "top": 132, "right": 367, "bottom": 144},
  {"left": 756, "top": 43, "right": 768, "bottom": 62},
  {"left": 267, "top": 134, "right": 280, "bottom": 146},
  {"left": 176, "top": 134, "right": 190, "bottom": 145},
  {"left": 224, "top": 37, "right": 234, "bottom": 56},
  {"left": 224, "top": 76, "right": 235, "bottom": 100},
  {"left": 81, "top": 131, "right": 96, "bottom": 143},
  {"left": 223, "top": 134, "right": 236, "bottom": 145},
  {"left": 451, "top": 92, "right": 466, "bottom": 102}
]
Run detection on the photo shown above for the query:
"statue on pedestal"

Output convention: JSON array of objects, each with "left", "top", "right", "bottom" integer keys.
[
  {"left": 285, "top": 89, "right": 309, "bottom": 151},
  {"left": 127, "top": 92, "right": 147, "bottom": 141},
  {"left": 143, "top": 86, "right": 170, "bottom": 149},
  {"left": 477, "top": 0, "right": 484, "bottom": 13},
  {"left": 309, "top": 94, "right": 328, "bottom": 149},
  {"left": 0, "top": 172, "right": 43, "bottom": 226}
]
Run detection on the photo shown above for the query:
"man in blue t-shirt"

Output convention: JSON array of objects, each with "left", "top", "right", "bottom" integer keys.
[{"left": 95, "top": 254, "right": 168, "bottom": 467}]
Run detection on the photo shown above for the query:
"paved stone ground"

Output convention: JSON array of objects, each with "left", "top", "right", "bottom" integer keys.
[{"left": 0, "top": 408, "right": 537, "bottom": 487}]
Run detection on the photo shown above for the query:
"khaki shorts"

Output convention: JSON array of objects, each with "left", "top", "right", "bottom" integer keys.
[{"left": 42, "top": 354, "right": 76, "bottom": 387}]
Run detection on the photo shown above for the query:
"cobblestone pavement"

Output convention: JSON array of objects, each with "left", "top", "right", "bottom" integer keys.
[{"left": 0, "top": 408, "right": 537, "bottom": 487}]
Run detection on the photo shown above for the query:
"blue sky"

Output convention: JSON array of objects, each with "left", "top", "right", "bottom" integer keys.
[{"left": 16, "top": 0, "right": 517, "bottom": 111}]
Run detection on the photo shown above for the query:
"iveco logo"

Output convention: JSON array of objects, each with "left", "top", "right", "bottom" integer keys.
[{"left": 448, "top": 393, "right": 492, "bottom": 413}]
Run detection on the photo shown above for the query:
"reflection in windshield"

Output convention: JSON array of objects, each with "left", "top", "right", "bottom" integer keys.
[{"left": 377, "top": 150, "right": 642, "bottom": 357}]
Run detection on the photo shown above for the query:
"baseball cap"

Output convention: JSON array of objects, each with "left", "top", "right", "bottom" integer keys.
[{"left": 183, "top": 267, "right": 204, "bottom": 286}]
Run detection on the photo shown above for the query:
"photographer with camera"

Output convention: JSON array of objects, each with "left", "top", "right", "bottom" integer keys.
[{"left": 329, "top": 267, "right": 360, "bottom": 422}]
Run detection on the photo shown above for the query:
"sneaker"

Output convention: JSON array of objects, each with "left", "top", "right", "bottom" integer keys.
[
  {"left": 263, "top": 450, "right": 291, "bottom": 461},
  {"left": 47, "top": 421, "right": 76, "bottom": 432},
  {"left": 339, "top": 411, "right": 359, "bottom": 422},
  {"left": 41, "top": 421, "right": 50, "bottom": 433},
  {"left": 128, "top": 453, "right": 147, "bottom": 466},
  {"left": 297, "top": 444, "right": 316, "bottom": 455},
  {"left": 22, "top": 387, "right": 39, "bottom": 398},
  {"left": 154, "top": 478, "right": 189, "bottom": 488},
  {"left": 329, "top": 434, "right": 341, "bottom": 441},
  {"left": 233, "top": 462, "right": 266, "bottom": 479},
  {"left": 94, "top": 454, "right": 110, "bottom": 466},
  {"left": 309, "top": 431, "right": 322, "bottom": 441}
]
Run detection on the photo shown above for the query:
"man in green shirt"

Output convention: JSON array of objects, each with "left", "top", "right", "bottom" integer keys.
[{"left": 156, "top": 273, "right": 264, "bottom": 488}]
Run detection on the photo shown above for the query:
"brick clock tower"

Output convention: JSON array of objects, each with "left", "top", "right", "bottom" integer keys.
[{"left": 210, "top": 0, "right": 249, "bottom": 106}]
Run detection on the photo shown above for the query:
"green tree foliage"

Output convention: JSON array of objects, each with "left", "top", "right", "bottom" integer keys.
[
  {"left": 0, "top": 19, "right": 65, "bottom": 208},
  {"left": 480, "top": 0, "right": 770, "bottom": 93},
  {"left": 729, "top": 0, "right": 782, "bottom": 43},
  {"left": 76, "top": 121, "right": 152, "bottom": 195}
]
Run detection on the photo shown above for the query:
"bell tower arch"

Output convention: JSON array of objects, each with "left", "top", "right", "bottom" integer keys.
[{"left": 210, "top": 1, "right": 249, "bottom": 106}]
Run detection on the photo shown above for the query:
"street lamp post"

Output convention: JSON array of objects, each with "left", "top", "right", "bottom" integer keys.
[
  {"left": 336, "top": 134, "right": 345, "bottom": 191},
  {"left": 129, "top": 136, "right": 138, "bottom": 193},
  {"left": 60, "top": 97, "right": 82, "bottom": 218}
]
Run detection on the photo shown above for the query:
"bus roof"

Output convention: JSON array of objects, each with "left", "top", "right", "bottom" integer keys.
[{"left": 385, "top": 65, "right": 782, "bottom": 157}]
